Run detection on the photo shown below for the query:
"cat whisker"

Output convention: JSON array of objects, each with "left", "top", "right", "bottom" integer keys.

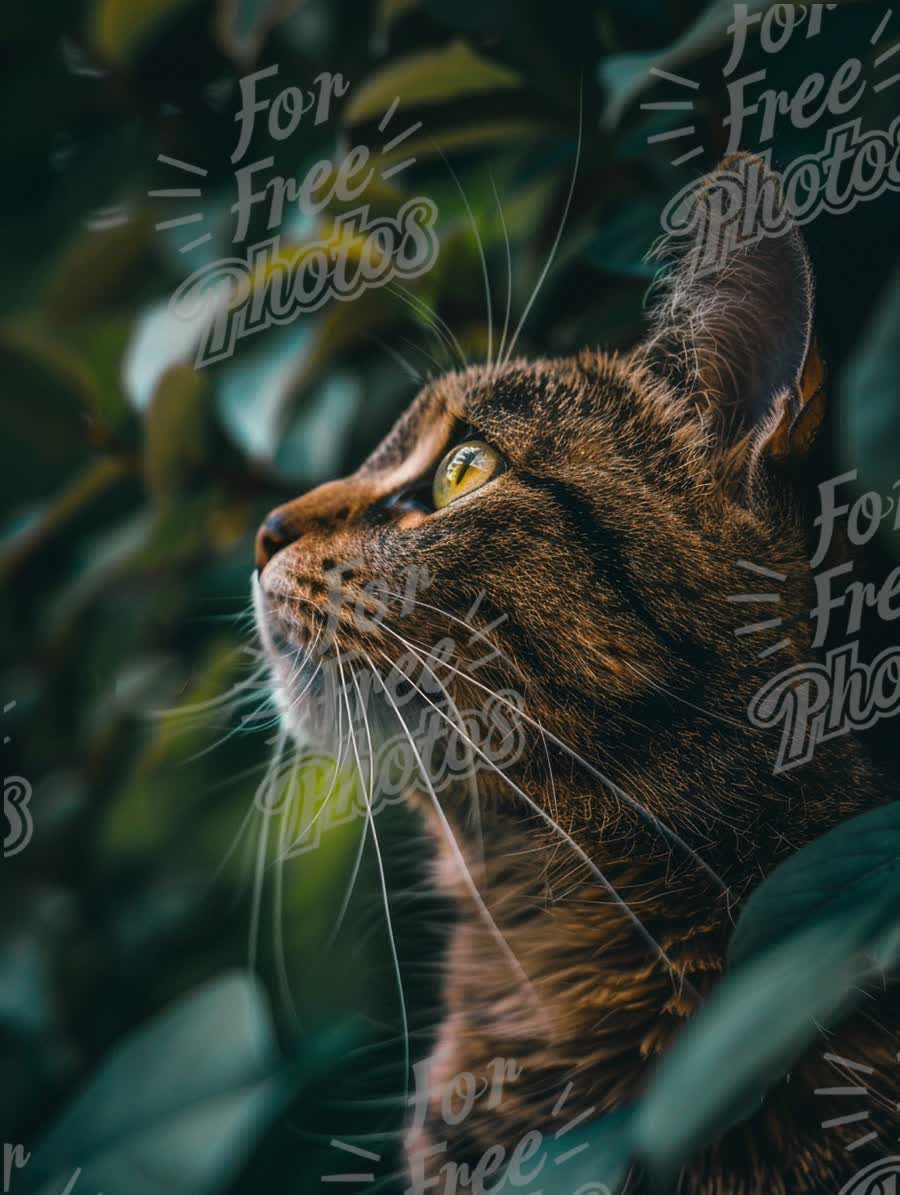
[
  {"left": 335, "top": 645, "right": 411, "bottom": 1098},
  {"left": 327, "top": 661, "right": 381, "bottom": 950},
  {"left": 622, "top": 656, "right": 747, "bottom": 732},
  {"left": 383, "top": 614, "right": 485, "bottom": 861},
  {"left": 146, "top": 655, "right": 273, "bottom": 738},
  {"left": 379, "top": 620, "right": 721, "bottom": 842},
  {"left": 281, "top": 622, "right": 325, "bottom": 712},
  {"left": 385, "top": 281, "right": 468, "bottom": 370},
  {"left": 398, "top": 332, "right": 443, "bottom": 378},
  {"left": 323, "top": 660, "right": 353, "bottom": 825},
  {"left": 327, "top": 807, "right": 370, "bottom": 951},
  {"left": 358, "top": 644, "right": 547, "bottom": 1024},
  {"left": 267, "top": 593, "right": 354, "bottom": 831},
  {"left": 180, "top": 686, "right": 280, "bottom": 763},
  {"left": 285, "top": 656, "right": 324, "bottom": 711},
  {"left": 539, "top": 721, "right": 565, "bottom": 879},
  {"left": 273, "top": 745, "right": 302, "bottom": 1029},
  {"left": 249, "top": 724, "right": 287, "bottom": 978},
  {"left": 261, "top": 678, "right": 349, "bottom": 874},
  {"left": 148, "top": 656, "right": 268, "bottom": 719},
  {"left": 268, "top": 712, "right": 347, "bottom": 866},
  {"left": 378, "top": 623, "right": 730, "bottom": 901},
  {"left": 504, "top": 82, "right": 583, "bottom": 367},
  {"left": 376, "top": 625, "right": 485, "bottom": 865},
  {"left": 370, "top": 587, "right": 515, "bottom": 672},
  {"left": 376, "top": 629, "right": 699, "bottom": 1002},
  {"left": 490, "top": 170, "right": 514, "bottom": 371},
  {"left": 343, "top": 667, "right": 382, "bottom": 919},
  {"left": 365, "top": 602, "right": 669, "bottom": 826},
  {"left": 434, "top": 145, "right": 494, "bottom": 369},
  {"left": 213, "top": 794, "right": 262, "bottom": 885},
  {"left": 368, "top": 333, "right": 425, "bottom": 383}
]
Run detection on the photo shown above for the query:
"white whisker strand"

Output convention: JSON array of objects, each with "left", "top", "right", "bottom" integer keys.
[
  {"left": 359, "top": 646, "right": 548, "bottom": 1025},
  {"left": 273, "top": 744, "right": 302, "bottom": 1029},
  {"left": 433, "top": 145, "right": 493, "bottom": 369},
  {"left": 328, "top": 661, "right": 381, "bottom": 948},
  {"left": 376, "top": 630, "right": 699, "bottom": 1002},
  {"left": 370, "top": 587, "right": 514, "bottom": 670},
  {"left": 264, "top": 600, "right": 357, "bottom": 864},
  {"left": 326, "top": 788, "right": 372, "bottom": 950},
  {"left": 398, "top": 333, "right": 443, "bottom": 377},
  {"left": 380, "top": 616, "right": 485, "bottom": 865},
  {"left": 504, "top": 82, "right": 584, "bottom": 366},
  {"left": 385, "top": 281, "right": 468, "bottom": 370},
  {"left": 335, "top": 646, "right": 410, "bottom": 1098},
  {"left": 489, "top": 170, "right": 514, "bottom": 370},
  {"left": 214, "top": 798, "right": 261, "bottom": 885},
  {"left": 149, "top": 659, "right": 269, "bottom": 720},
  {"left": 382, "top": 625, "right": 729, "bottom": 899},
  {"left": 249, "top": 724, "right": 288, "bottom": 978},
  {"left": 369, "top": 333, "right": 425, "bottom": 383},
  {"left": 181, "top": 688, "right": 278, "bottom": 763}
]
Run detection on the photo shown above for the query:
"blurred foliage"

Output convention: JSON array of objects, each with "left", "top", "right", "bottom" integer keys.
[
  {"left": 626, "top": 802, "right": 900, "bottom": 1187},
  {"left": 1, "top": 1, "right": 898, "bottom": 1192}
]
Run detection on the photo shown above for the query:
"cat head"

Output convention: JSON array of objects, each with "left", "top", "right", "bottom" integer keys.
[{"left": 252, "top": 156, "right": 837, "bottom": 850}]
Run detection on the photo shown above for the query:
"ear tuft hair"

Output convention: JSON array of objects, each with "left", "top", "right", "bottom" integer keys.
[{"left": 640, "top": 154, "right": 820, "bottom": 462}]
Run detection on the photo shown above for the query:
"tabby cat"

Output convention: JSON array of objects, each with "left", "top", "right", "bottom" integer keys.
[{"left": 253, "top": 157, "right": 897, "bottom": 1194}]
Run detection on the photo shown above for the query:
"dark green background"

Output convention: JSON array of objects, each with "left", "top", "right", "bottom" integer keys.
[{"left": 1, "top": 1, "right": 898, "bottom": 1192}]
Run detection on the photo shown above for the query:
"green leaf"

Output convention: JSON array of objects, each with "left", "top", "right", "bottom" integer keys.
[
  {"left": 56, "top": 316, "right": 137, "bottom": 435},
  {"left": 728, "top": 802, "right": 900, "bottom": 970},
  {"left": 131, "top": 491, "right": 225, "bottom": 569},
  {"left": 386, "top": 119, "right": 555, "bottom": 166},
  {"left": 0, "top": 457, "right": 131, "bottom": 583},
  {"left": 273, "top": 374, "right": 361, "bottom": 484},
  {"left": 217, "top": 289, "right": 394, "bottom": 461},
  {"left": 376, "top": 0, "right": 420, "bottom": 33},
  {"left": 422, "top": 0, "right": 599, "bottom": 115},
  {"left": 599, "top": 0, "right": 770, "bottom": 129},
  {"left": 633, "top": 906, "right": 900, "bottom": 1183},
  {"left": 584, "top": 198, "right": 666, "bottom": 280},
  {"left": 214, "top": 0, "right": 281, "bottom": 66},
  {"left": 91, "top": 0, "right": 201, "bottom": 60},
  {"left": 24, "top": 972, "right": 292, "bottom": 1195},
  {"left": 44, "top": 216, "right": 157, "bottom": 324},
  {"left": 124, "top": 300, "right": 219, "bottom": 413},
  {"left": 344, "top": 39, "right": 522, "bottom": 127},
  {"left": 0, "top": 324, "right": 97, "bottom": 509},
  {"left": 143, "top": 364, "right": 211, "bottom": 503},
  {"left": 841, "top": 266, "right": 900, "bottom": 525},
  {"left": 540, "top": 1107, "right": 633, "bottom": 1195},
  {"left": 139, "top": 640, "right": 244, "bottom": 767}
]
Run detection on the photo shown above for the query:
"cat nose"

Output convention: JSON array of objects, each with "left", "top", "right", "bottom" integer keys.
[
  {"left": 255, "top": 480, "right": 366, "bottom": 572},
  {"left": 255, "top": 511, "right": 299, "bottom": 571}
]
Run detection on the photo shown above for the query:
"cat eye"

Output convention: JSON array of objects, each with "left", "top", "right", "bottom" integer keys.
[{"left": 432, "top": 440, "right": 505, "bottom": 510}]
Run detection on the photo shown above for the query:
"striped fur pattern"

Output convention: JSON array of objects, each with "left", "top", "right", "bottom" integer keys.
[{"left": 254, "top": 160, "right": 896, "bottom": 1192}]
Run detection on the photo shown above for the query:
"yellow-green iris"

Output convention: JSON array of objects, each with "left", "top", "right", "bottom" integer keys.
[{"left": 432, "top": 440, "right": 505, "bottom": 509}]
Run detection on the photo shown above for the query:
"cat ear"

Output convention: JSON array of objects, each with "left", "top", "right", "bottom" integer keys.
[{"left": 641, "top": 154, "right": 826, "bottom": 465}]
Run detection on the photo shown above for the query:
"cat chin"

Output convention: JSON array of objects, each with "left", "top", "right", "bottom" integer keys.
[
  {"left": 252, "top": 574, "right": 524, "bottom": 798},
  {"left": 251, "top": 569, "right": 275, "bottom": 649},
  {"left": 252, "top": 570, "right": 319, "bottom": 740}
]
